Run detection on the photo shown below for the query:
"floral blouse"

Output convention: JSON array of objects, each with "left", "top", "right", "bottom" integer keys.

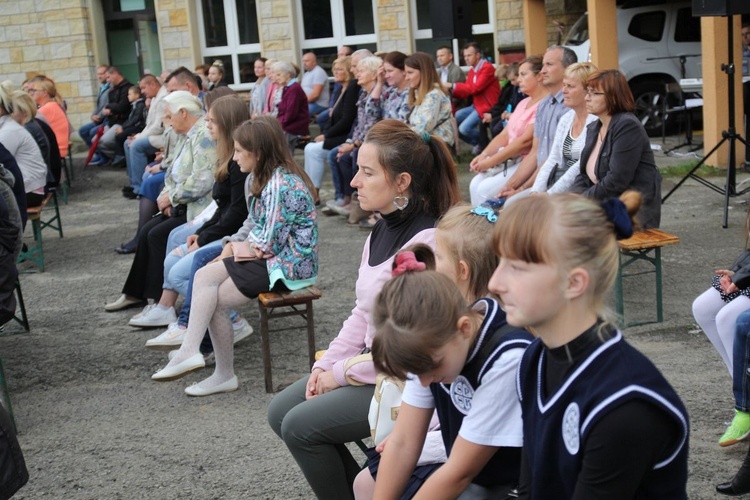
[
  {"left": 409, "top": 87, "right": 454, "bottom": 146},
  {"left": 247, "top": 167, "right": 318, "bottom": 290},
  {"left": 348, "top": 89, "right": 380, "bottom": 144},
  {"left": 163, "top": 118, "right": 217, "bottom": 221},
  {"left": 367, "top": 85, "right": 411, "bottom": 122}
]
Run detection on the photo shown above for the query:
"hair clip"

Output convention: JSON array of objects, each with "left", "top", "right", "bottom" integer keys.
[
  {"left": 470, "top": 206, "right": 498, "bottom": 223},
  {"left": 419, "top": 132, "right": 431, "bottom": 144},
  {"left": 392, "top": 251, "right": 426, "bottom": 277}
]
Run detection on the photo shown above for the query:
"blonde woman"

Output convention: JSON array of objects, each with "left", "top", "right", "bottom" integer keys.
[{"left": 28, "top": 76, "right": 70, "bottom": 158}]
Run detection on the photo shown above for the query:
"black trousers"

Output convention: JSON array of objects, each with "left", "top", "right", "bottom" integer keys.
[{"left": 122, "top": 213, "right": 186, "bottom": 300}]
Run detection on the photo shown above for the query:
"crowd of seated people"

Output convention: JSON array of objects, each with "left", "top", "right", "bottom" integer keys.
[{"left": 0, "top": 37, "right": 678, "bottom": 498}]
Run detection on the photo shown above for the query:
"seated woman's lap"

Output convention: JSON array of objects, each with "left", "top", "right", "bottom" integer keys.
[
  {"left": 469, "top": 162, "right": 519, "bottom": 206},
  {"left": 139, "top": 171, "right": 165, "bottom": 202},
  {"left": 166, "top": 239, "right": 223, "bottom": 296},
  {"left": 268, "top": 377, "right": 374, "bottom": 497}
]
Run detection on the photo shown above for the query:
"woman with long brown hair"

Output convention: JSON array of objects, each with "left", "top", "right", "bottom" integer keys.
[
  {"left": 150, "top": 116, "right": 318, "bottom": 397},
  {"left": 404, "top": 51, "right": 454, "bottom": 147},
  {"left": 268, "top": 119, "right": 461, "bottom": 499}
]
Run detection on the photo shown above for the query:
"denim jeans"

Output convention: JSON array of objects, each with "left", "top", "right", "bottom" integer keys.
[
  {"left": 125, "top": 137, "right": 159, "bottom": 193},
  {"left": 327, "top": 146, "right": 344, "bottom": 201},
  {"left": 78, "top": 121, "right": 103, "bottom": 148},
  {"left": 309, "top": 102, "right": 327, "bottom": 117},
  {"left": 734, "top": 309, "right": 750, "bottom": 412},
  {"left": 162, "top": 221, "right": 202, "bottom": 290},
  {"left": 455, "top": 106, "right": 481, "bottom": 146}
]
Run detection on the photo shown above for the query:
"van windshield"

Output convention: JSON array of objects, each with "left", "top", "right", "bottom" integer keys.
[{"left": 564, "top": 14, "right": 588, "bottom": 46}]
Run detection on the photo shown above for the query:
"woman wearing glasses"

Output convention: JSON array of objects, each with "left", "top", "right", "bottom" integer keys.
[{"left": 571, "top": 69, "right": 662, "bottom": 229}]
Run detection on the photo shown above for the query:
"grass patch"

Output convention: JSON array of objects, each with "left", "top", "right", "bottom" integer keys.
[{"left": 659, "top": 161, "right": 725, "bottom": 178}]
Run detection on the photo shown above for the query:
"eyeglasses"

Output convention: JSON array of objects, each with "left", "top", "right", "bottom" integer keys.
[{"left": 586, "top": 88, "right": 604, "bottom": 97}]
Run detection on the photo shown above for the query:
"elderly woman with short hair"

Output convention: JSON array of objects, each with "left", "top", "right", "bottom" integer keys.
[
  {"left": 272, "top": 61, "right": 310, "bottom": 153},
  {"left": 106, "top": 90, "right": 217, "bottom": 312}
]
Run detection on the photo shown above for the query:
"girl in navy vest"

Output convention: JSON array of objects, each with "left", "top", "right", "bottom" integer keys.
[
  {"left": 370, "top": 251, "right": 533, "bottom": 499},
  {"left": 489, "top": 192, "right": 689, "bottom": 499},
  {"left": 354, "top": 203, "right": 520, "bottom": 499}
]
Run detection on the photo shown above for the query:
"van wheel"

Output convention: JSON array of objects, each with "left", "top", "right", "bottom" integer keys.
[{"left": 630, "top": 81, "right": 670, "bottom": 137}]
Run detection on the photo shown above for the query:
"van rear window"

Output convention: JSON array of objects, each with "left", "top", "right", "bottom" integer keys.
[{"left": 628, "top": 11, "right": 666, "bottom": 42}]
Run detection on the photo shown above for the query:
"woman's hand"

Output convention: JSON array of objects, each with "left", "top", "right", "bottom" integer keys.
[
  {"left": 482, "top": 113, "right": 492, "bottom": 124},
  {"left": 315, "top": 370, "right": 342, "bottom": 396},
  {"left": 306, "top": 368, "right": 325, "bottom": 399},
  {"left": 314, "top": 134, "right": 324, "bottom": 142},
  {"left": 470, "top": 156, "right": 492, "bottom": 174},
  {"left": 157, "top": 192, "right": 171, "bottom": 212},
  {"left": 374, "top": 435, "right": 391, "bottom": 454},
  {"left": 337, "top": 143, "right": 355, "bottom": 157},
  {"left": 719, "top": 272, "right": 739, "bottom": 294},
  {"left": 186, "top": 234, "right": 200, "bottom": 253},
  {"left": 253, "top": 246, "right": 273, "bottom": 260},
  {"left": 146, "top": 164, "right": 162, "bottom": 174}
]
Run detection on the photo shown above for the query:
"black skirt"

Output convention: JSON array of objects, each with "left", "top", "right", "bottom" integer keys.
[{"left": 223, "top": 257, "right": 286, "bottom": 299}]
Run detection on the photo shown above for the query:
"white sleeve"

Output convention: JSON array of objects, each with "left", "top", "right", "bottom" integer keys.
[
  {"left": 458, "top": 348, "right": 524, "bottom": 447},
  {"left": 548, "top": 113, "right": 597, "bottom": 195},
  {"left": 531, "top": 109, "right": 572, "bottom": 193},
  {"left": 402, "top": 374, "right": 436, "bottom": 409}
]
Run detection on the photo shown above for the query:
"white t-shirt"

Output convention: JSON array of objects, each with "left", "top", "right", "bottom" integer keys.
[
  {"left": 301, "top": 65, "right": 330, "bottom": 107},
  {"left": 402, "top": 347, "right": 525, "bottom": 448}
]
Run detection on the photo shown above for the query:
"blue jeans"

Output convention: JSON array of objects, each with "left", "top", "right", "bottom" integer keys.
[
  {"left": 162, "top": 222, "right": 201, "bottom": 290},
  {"left": 125, "top": 137, "right": 159, "bottom": 193},
  {"left": 327, "top": 146, "right": 344, "bottom": 201},
  {"left": 734, "top": 310, "right": 750, "bottom": 412},
  {"left": 78, "top": 121, "right": 103, "bottom": 148},
  {"left": 455, "top": 106, "right": 481, "bottom": 146},
  {"left": 316, "top": 109, "right": 330, "bottom": 130},
  {"left": 309, "top": 102, "right": 327, "bottom": 117}
]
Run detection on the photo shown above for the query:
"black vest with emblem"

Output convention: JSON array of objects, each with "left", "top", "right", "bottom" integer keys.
[
  {"left": 517, "top": 331, "right": 689, "bottom": 499},
  {"left": 430, "top": 298, "right": 533, "bottom": 487}
]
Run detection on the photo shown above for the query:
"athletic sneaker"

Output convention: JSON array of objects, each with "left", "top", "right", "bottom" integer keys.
[
  {"left": 232, "top": 318, "right": 253, "bottom": 344},
  {"left": 720, "top": 409, "right": 750, "bottom": 447},
  {"left": 129, "top": 305, "right": 177, "bottom": 328},
  {"left": 145, "top": 322, "right": 187, "bottom": 348}
]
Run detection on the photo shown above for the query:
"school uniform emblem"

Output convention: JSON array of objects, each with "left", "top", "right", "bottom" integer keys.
[
  {"left": 562, "top": 402, "right": 580, "bottom": 455},
  {"left": 450, "top": 375, "right": 474, "bottom": 415}
]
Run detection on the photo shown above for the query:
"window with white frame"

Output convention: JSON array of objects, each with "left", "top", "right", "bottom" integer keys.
[
  {"left": 296, "top": 0, "right": 378, "bottom": 69},
  {"left": 411, "top": 0, "right": 496, "bottom": 65},
  {"left": 196, "top": 0, "right": 262, "bottom": 88}
]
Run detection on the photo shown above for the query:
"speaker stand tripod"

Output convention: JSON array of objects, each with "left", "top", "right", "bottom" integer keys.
[{"left": 661, "top": 16, "right": 749, "bottom": 228}]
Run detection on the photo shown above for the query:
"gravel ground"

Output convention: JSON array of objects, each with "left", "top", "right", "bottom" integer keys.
[{"left": 3, "top": 139, "right": 750, "bottom": 499}]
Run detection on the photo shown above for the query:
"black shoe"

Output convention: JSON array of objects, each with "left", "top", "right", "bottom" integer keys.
[
  {"left": 717, "top": 461, "right": 750, "bottom": 496},
  {"left": 122, "top": 186, "right": 134, "bottom": 193},
  {"left": 122, "top": 190, "right": 138, "bottom": 199},
  {"left": 111, "top": 158, "right": 126, "bottom": 168},
  {"left": 114, "top": 244, "right": 135, "bottom": 255}
]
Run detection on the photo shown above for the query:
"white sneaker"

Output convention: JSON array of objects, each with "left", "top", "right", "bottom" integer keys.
[
  {"left": 145, "top": 322, "right": 187, "bottom": 348},
  {"left": 168, "top": 349, "right": 215, "bottom": 366},
  {"left": 130, "top": 303, "right": 155, "bottom": 320},
  {"left": 129, "top": 305, "right": 177, "bottom": 328},
  {"left": 232, "top": 318, "right": 253, "bottom": 344}
]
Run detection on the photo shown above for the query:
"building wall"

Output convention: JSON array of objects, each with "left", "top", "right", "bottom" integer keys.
[
  {"left": 155, "top": 0, "right": 199, "bottom": 72},
  {"left": 376, "top": 0, "right": 412, "bottom": 53},
  {"left": 257, "top": 0, "right": 298, "bottom": 61},
  {"left": 0, "top": 0, "right": 97, "bottom": 131}
]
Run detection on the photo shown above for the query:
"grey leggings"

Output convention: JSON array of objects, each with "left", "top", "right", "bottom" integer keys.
[{"left": 267, "top": 377, "right": 374, "bottom": 499}]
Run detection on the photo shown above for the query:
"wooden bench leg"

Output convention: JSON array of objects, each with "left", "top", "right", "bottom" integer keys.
[
  {"left": 306, "top": 301, "right": 316, "bottom": 369},
  {"left": 655, "top": 247, "right": 663, "bottom": 323},
  {"left": 259, "top": 304, "right": 273, "bottom": 393}
]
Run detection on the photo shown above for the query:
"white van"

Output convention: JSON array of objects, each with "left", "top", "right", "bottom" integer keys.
[{"left": 564, "top": 0, "right": 701, "bottom": 135}]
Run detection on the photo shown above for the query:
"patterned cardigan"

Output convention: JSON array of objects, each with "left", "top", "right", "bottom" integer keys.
[{"left": 245, "top": 167, "right": 318, "bottom": 290}]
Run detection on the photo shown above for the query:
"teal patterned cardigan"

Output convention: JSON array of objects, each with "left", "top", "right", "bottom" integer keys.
[{"left": 246, "top": 167, "right": 318, "bottom": 290}]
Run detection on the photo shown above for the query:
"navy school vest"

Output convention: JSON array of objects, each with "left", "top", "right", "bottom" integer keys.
[
  {"left": 430, "top": 298, "right": 534, "bottom": 488},
  {"left": 517, "top": 330, "right": 689, "bottom": 499}
]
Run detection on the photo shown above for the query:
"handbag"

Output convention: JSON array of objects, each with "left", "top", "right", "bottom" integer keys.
[
  {"left": 368, "top": 373, "right": 406, "bottom": 446},
  {"left": 230, "top": 241, "right": 256, "bottom": 262}
]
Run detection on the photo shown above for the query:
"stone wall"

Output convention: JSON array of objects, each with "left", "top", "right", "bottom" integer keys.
[
  {"left": 495, "top": 0, "right": 525, "bottom": 51},
  {"left": 257, "top": 0, "right": 298, "bottom": 62},
  {"left": 155, "top": 0, "right": 197, "bottom": 72},
  {"left": 0, "top": 0, "right": 96, "bottom": 130},
  {"left": 376, "top": 0, "right": 411, "bottom": 53}
]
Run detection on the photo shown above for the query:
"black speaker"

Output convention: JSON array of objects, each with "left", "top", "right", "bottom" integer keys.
[
  {"left": 692, "top": 0, "right": 750, "bottom": 16},
  {"left": 430, "top": 0, "right": 473, "bottom": 40}
]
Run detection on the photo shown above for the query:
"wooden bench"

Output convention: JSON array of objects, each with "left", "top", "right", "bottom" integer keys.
[
  {"left": 257, "top": 286, "right": 322, "bottom": 393},
  {"left": 16, "top": 190, "right": 63, "bottom": 272},
  {"left": 615, "top": 229, "right": 680, "bottom": 327}
]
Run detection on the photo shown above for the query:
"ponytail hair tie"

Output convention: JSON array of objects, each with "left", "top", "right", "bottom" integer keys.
[
  {"left": 392, "top": 251, "right": 426, "bottom": 277},
  {"left": 420, "top": 132, "right": 431, "bottom": 144},
  {"left": 601, "top": 198, "right": 633, "bottom": 240}
]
